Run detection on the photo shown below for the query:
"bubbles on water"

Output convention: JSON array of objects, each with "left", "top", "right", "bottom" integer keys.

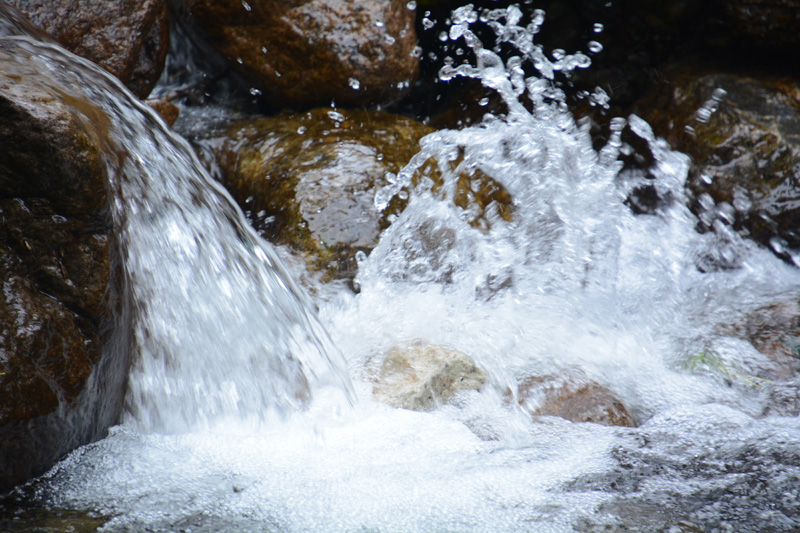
[
  {"left": 348, "top": 77, "right": 360, "bottom": 91},
  {"left": 406, "top": 1, "right": 417, "bottom": 11}
]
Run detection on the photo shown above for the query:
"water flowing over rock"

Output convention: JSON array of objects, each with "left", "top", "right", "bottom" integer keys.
[
  {"left": 178, "top": 0, "right": 419, "bottom": 108},
  {"left": 8, "top": 0, "right": 170, "bottom": 98},
  {"left": 1, "top": 19, "right": 353, "bottom": 490},
  {"left": 515, "top": 373, "right": 638, "bottom": 427},
  {"left": 195, "top": 108, "right": 511, "bottom": 282},
  {"left": 372, "top": 340, "right": 487, "bottom": 411},
  {"left": 0, "top": 37, "right": 129, "bottom": 493},
  {"left": 636, "top": 69, "right": 800, "bottom": 265}
]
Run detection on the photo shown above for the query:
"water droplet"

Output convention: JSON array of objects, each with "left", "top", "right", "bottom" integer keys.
[
  {"left": 241, "top": 0, "right": 251, "bottom": 12},
  {"left": 479, "top": 97, "right": 489, "bottom": 107},
  {"left": 249, "top": 87, "right": 261, "bottom": 96},
  {"left": 411, "top": 46, "right": 423, "bottom": 58},
  {"left": 588, "top": 41, "right": 603, "bottom": 54},
  {"left": 438, "top": 31, "right": 449, "bottom": 42},
  {"left": 297, "top": 126, "right": 307, "bottom": 135},
  {"left": 406, "top": 1, "right": 417, "bottom": 10},
  {"left": 348, "top": 78, "right": 361, "bottom": 90},
  {"left": 375, "top": 20, "right": 385, "bottom": 28},
  {"left": 422, "top": 17, "right": 435, "bottom": 30},
  {"left": 236, "top": 57, "right": 244, "bottom": 64},
  {"left": 384, "top": 34, "right": 396, "bottom": 45},
  {"left": 261, "top": 46, "right": 268, "bottom": 54},
  {"left": 327, "top": 110, "right": 345, "bottom": 123},
  {"left": 593, "top": 23, "right": 604, "bottom": 33},
  {"left": 376, "top": 153, "right": 384, "bottom": 162}
]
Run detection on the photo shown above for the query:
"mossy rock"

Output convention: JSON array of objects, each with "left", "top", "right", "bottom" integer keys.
[
  {"left": 636, "top": 68, "right": 800, "bottom": 264},
  {"left": 197, "top": 107, "right": 512, "bottom": 282}
]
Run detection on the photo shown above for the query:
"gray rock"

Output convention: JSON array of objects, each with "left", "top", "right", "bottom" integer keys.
[{"left": 373, "top": 340, "right": 487, "bottom": 411}]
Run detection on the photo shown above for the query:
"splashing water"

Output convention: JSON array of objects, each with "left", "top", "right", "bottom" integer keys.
[{"left": 9, "top": 5, "right": 800, "bottom": 531}]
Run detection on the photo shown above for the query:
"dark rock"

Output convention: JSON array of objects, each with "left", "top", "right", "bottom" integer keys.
[
  {"left": 0, "top": 37, "right": 131, "bottom": 492},
  {"left": 181, "top": 0, "right": 419, "bottom": 109},
  {"left": 515, "top": 372, "right": 638, "bottom": 427},
  {"left": 717, "top": 0, "right": 800, "bottom": 50},
  {"left": 8, "top": 0, "right": 170, "bottom": 98},
  {"left": 372, "top": 340, "right": 487, "bottom": 411},
  {"left": 196, "top": 107, "right": 512, "bottom": 281},
  {"left": 636, "top": 68, "right": 800, "bottom": 263}
]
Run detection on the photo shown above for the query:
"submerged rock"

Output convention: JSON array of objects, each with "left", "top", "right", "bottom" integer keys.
[
  {"left": 372, "top": 340, "right": 487, "bottom": 411},
  {"left": 515, "top": 373, "right": 638, "bottom": 427},
  {"left": 196, "top": 108, "right": 512, "bottom": 282},
  {"left": 180, "top": 0, "right": 419, "bottom": 109},
  {"left": 8, "top": 0, "right": 170, "bottom": 98},
  {"left": 636, "top": 69, "right": 800, "bottom": 264},
  {"left": 0, "top": 37, "right": 131, "bottom": 492}
]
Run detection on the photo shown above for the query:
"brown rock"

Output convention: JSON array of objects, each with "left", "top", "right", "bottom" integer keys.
[
  {"left": 9, "top": 0, "right": 170, "bottom": 98},
  {"left": 635, "top": 68, "right": 800, "bottom": 265},
  {"left": 0, "top": 36, "right": 131, "bottom": 492},
  {"left": 716, "top": 299, "right": 800, "bottom": 380},
  {"left": 183, "top": 0, "right": 419, "bottom": 108},
  {"left": 147, "top": 98, "right": 180, "bottom": 127},
  {"left": 516, "top": 373, "right": 638, "bottom": 427},
  {"left": 196, "top": 107, "right": 512, "bottom": 281},
  {"left": 372, "top": 340, "right": 487, "bottom": 411}
]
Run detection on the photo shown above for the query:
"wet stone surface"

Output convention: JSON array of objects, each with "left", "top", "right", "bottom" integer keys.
[
  {"left": 181, "top": 0, "right": 419, "bottom": 109},
  {"left": 195, "top": 107, "right": 512, "bottom": 282}
]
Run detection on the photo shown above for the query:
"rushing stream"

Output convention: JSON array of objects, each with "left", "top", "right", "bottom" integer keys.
[{"left": 6, "top": 4, "right": 800, "bottom": 532}]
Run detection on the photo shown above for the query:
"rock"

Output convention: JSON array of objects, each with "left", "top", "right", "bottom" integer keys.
[
  {"left": 181, "top": 0, "right": 419, "bottom": 109},
  {"left": 716, "top": 299, "right": 800, "bottom": 380},
  {"left": 195, "top": 107, "right": 512, "bottom": 281},
  {"left": 717, "top": 0, "right": 800, "bottom": 50},
  {"left": 372, "top": 340, "right": 487, "bottom": 411},
  {"left": 515, "top": 373, "right": 638, "bottom": 427},
  {"left": 0, "top": 37, "right": 131, "bottom": 492},
  {"left": 147, "top": 98, "right": 180, "bottom": 127},
  {"left": 636, "top": 68, "right": 800, "bottom": 264},
  {"left": 8, "top": 0, "right": 170, "bottom": 98}
]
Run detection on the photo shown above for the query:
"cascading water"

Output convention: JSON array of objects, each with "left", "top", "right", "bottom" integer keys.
[{"left": 7, "top": 4, "right": 800, "bottom": 531}]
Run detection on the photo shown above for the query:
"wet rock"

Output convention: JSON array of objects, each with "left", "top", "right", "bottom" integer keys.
[
  {"left": 636, "top": 69, "right": 800, "bottom": 263},
  {"left": 515, "top": 373, "right": 638, "bottom": 427},
  {"left": 146, "top": 98, "right": 180, "bottom": 127},
  {"left": 196, "top": 107, "right": 511, "bottom": 282},
  {"left": 180, "top": 0, "right": 419, "bottom": 109},
  {"left": 0, "top": 38, "right": 131, "bottom": 492},
  {"left": 372, "top": 340, "right": 487, "bottom": 411},
  {"left": 8, "top": 0, "right": 170, "bottom": 98},
  {"left": 716, "top": 299, "right": 800, "bottom": 380}
]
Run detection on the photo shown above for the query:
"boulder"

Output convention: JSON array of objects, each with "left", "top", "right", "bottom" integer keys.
[
  {"left": 181, "top": 0, "right": 419, "bottom": 109},
  {"left": 372, "top": 340, "right": 487, "bottom": 411},
  {"left": 515, "top": 373, "right": 638, "bottom": 427},
  {"left": 0, "top": 37, "right": 131, "bottom": 492},
  {"left": 636, "top": 68, "right": 800, "bottom": 264},
  {"left": 195, "top": 107, "right": 512, "bottom": 281},
  {"left": 8, "top": 0, "right": 170, "bottom": 98}
]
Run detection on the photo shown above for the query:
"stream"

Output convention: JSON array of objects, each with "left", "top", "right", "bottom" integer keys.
[{"left": 5, "top": 4, "right": 800, "bottom": 532}]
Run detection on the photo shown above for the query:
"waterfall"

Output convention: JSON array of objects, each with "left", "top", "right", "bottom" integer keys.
[{"left": 5, "top": 36, "right": 354, "bottom": 434}]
